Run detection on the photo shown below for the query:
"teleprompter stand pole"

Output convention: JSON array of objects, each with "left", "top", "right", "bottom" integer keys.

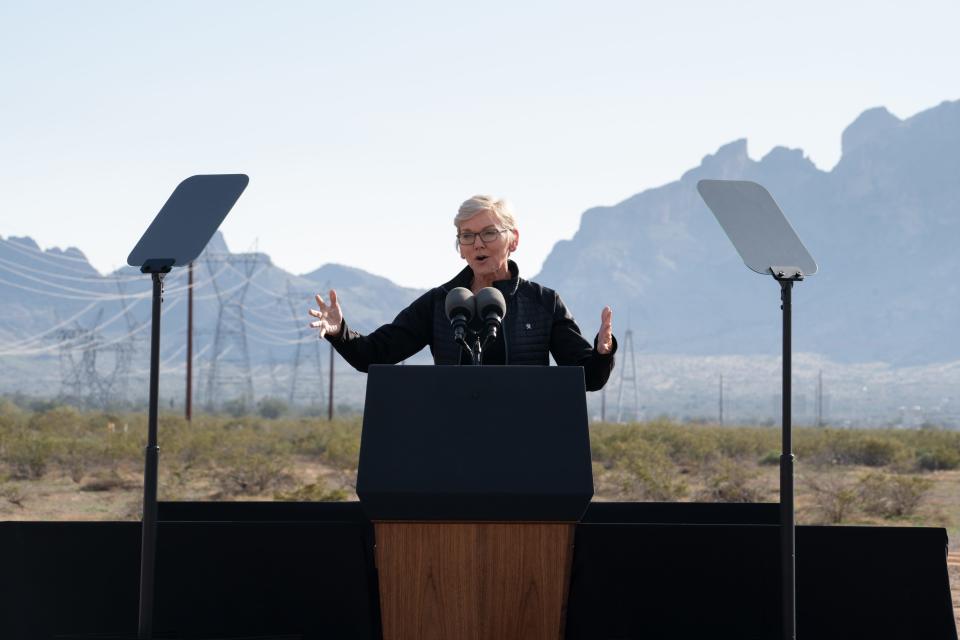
[
  {"left": 776, "top": 271, "right": 801, "bottom": 640},
  {"left": 126, "top": 174, "right": 249, "bottom": 639},
  {"left": 697, "top": 179, "right": 817, "bottom": 639},
  {"left": 138, "top": 260, "right": 172, "bottom": 639}
]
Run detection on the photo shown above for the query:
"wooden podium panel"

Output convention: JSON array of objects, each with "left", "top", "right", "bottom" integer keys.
[{"left": 374, "top": 522, "right": 575, "bottom": 640}]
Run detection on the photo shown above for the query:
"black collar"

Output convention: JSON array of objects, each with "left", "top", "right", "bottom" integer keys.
[{"left": 442, "top": 260, "right": 521, "bottom": 297}]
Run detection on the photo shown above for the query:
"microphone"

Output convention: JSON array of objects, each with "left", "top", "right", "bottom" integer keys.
[
  {"left": 475, "top": 287, "right": 506, "bottom": 347},
  {"left": 444, "top": 287, "right": 475, "bottom": 344}
]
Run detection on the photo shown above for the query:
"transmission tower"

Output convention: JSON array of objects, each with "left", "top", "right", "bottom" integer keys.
[
  {"left": 55, "top": 309, "right": 102, "bottom": 402},
  {"left": 101, "top": 280, "right": 144, "bottom": 407},
  {"left": 54, "top": 301, "right": 138, "bottom": 410},
  {"left": 202, "top": 253, "right": 257, "bottom": 411},
  {"left": 284, "top": 280, "right": 326, "bottom": 410},
  {"left": 615, "top": 327, "right": 640, "bottom": 423},
  {"left": 265, "top": 350, "right": 286, "bottom": 398}
]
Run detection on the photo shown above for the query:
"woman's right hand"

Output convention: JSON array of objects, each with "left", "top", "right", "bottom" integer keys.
[{"left": 309, "top": 289, "right": 343, "bottom": 339}]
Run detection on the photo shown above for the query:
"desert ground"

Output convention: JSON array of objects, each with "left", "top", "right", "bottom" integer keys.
[{"left": 2, "top": 404, "right": 959, "bottom": 627}]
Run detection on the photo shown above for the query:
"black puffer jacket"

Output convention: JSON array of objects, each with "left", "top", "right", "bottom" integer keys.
[{"left": 326, "top": 261, "right": 617, "bottom": 391}]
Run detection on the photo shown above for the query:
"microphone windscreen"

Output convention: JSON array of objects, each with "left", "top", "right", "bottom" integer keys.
[
  {"left": 444, "top": 287, "right": 475, "bottom": 321},
  {"left": 475, "top": 287, "right": 506, "bottom": 320}
]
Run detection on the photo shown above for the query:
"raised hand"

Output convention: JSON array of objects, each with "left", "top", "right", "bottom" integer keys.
[
  {"left": 309, "top": 289, "right": 343, "bottom": 339},
  {"left": 597, "top": 306, "right": 613, "bottom": 354}
]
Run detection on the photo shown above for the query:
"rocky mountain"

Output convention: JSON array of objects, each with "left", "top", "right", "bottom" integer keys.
[
  {"left": 3, "top": 99, "right": 960, "bottom": 421},
  {"left": 534, "top": 99, "right": 960, "bottom": 366}
]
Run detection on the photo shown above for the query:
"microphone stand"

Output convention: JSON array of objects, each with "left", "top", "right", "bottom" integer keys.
[
  {"left": 480, "top": 324, "right": 499, "bottom": 363},
  {"left": 477, "top": 309, "right": 503, "bottom": 367},
  {"left": 457, "top": 335, "right": 478, "bottom": 365}
]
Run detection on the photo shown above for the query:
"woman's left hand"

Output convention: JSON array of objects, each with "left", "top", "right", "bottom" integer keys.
[{"left": 598, "top": 306, "right": 613, "bottom": 354}]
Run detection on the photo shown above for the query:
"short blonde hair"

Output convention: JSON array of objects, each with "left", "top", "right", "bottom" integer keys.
[{"left": 454, "top": 195, "right": 517, "bottom": 231}]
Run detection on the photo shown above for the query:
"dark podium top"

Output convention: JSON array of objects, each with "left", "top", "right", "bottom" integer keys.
[{"left": 356, "top": 365, "right": 594, "bottom": 521}]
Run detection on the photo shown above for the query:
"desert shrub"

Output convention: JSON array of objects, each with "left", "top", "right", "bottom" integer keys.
[
  {"left": 266, "top": 416, "right": 338, "bottom": 457},
  {"left": 632, "top": 420, "right": 718, "bottom": 470},
  {"left": 855, "top": 437, "right": 909, "bottom": 467},
  {"left": 297, "top": 403, "right": 328, "bottom": 418},
  {"left": 320, "top": 419, "right": 362, "bottom": 471},
  {"left": 698, "top": 459, "right": 767, "bottom": 503},
  {"left": 164, "top": 419, "right": 223, "bottom": 470},
  {"left": 212, "top": 424, "right": 295, "bottom": 495},
  {"left": 858, "top": 472, "right": 932, "bottom": 518},
  {"left": 915, "top": 446, "right": 960, "bottom": 471},
  {"left": 0, "top": 413, "right": 19, "bottom": 459},
  {"left": 82, "top": 412, "right": 123, "bottom": 436},
  {"left": 797, "top": 430, "right": 909, "bottom": 468},
  {"left": 97, "top": 431, "right": 142, "bottom": 468},
  {"left": 81, "top": 469, "right": 135, "bottom": 492},
  {"left": 4, "top": 433, "right": 54, "bottom": 479},
  {"left": 793, "top": 428, "right": 832, "bottom": 464},
  {"left": 610, "top": 436, "right": 688, "bottom": 501},
  {"left": 27, "top": 406, "right": 82, "bottom": 435},
  {"left": 589, "top": 424, "right": 623, "bottom": 468},
  {"left": 289, "top": 424, "right": 330, "bottom": 456},
  {"left": 222, "top": 398, "right": 251, "bottom": 418},
  {"left": 805, "top": 473, "right": 860, "bottom": 524},
  {"left": 257, "top": 397, "right": 288, "bottom": 419},
  {"left": 215, "top": 451, "right": 292, "bottom": 495},
  {"left": 0, "top": 398, "right": 26, "bottom": 422},
  {"left": 275, "top": 481, "right": 349, "bottom": 502},
  {"left": 758, "top": 450, "right": 781, "bottom": 466},
  {"left": 29, "top": 398, "right": 63, "bottom": 413},
  {"left": 715, "top": 427, "right": 777, "bottom": 461},
  {"left": 56, "top": 437, "right": 103, "bottom": 483},
  {"left": 0, "top": 483, "right": 26, "bottom": 507}
]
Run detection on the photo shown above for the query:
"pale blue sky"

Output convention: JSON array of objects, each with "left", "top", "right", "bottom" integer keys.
[{"left": 1, "top": 1, "right": 958, "bottom": 287}]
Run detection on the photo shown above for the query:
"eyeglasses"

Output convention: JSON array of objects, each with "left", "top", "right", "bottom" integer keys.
[{"left": 457, "top": 227, "right": 509, "bottom": 246}]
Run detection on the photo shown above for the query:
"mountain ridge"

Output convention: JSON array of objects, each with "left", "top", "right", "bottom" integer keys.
[
  {"left": 534, "top": 97, "right": 960, "bottom": 366},
  {"left": 3, "top": 98, "right": 960, "bottom": 419}
]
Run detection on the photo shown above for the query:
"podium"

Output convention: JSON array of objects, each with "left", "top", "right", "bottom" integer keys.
[{"left": 357, "top": 365, "right": 594, "bottom": 640}]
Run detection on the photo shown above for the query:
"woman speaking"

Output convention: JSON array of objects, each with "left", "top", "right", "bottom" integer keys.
[{"left": 309, "top": 195, "right": 616, "bottom": 391}]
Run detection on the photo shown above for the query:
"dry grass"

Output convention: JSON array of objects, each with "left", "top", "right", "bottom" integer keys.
[{"left": 0, "top": 404, "right": 957, "bottom": 536}]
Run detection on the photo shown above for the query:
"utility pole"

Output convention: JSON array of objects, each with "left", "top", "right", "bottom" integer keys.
[
  {"left": 719, "top": 373, "right": 724, "bottom": 425},
  {"left": 328, "top": 342, "right": 335, "bottom": 421},
  {"left": 601, "top": 387, "right": 606, "bottom": 422},
  {"left": 185, "top": 261, "right": 194, "bottom": 421},
  {"left": 816, "top": 368, "right": 823, "bottom": 427}
]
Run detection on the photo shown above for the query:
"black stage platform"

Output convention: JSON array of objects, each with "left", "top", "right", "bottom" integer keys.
[{"left": 1, "top": 501, "right": 955, "bottom": 639}]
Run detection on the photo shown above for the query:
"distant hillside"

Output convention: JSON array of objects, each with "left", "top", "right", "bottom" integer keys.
[
  {"left": 0, "top": 231, "right": 424, "bottom": 407},
  {"left": 4, "top": 99, "right": 960, "bottom": 421},
  {"left": 535, "top": 99, "right": 960, "bottom": 366}
]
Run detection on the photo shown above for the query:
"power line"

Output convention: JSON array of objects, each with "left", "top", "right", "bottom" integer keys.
[
  {"left": 0, "top": 301, "right": 99, "bottom": 351},
  {"left": 0, "top": 253, "right": 142, "bottom": 283}
]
